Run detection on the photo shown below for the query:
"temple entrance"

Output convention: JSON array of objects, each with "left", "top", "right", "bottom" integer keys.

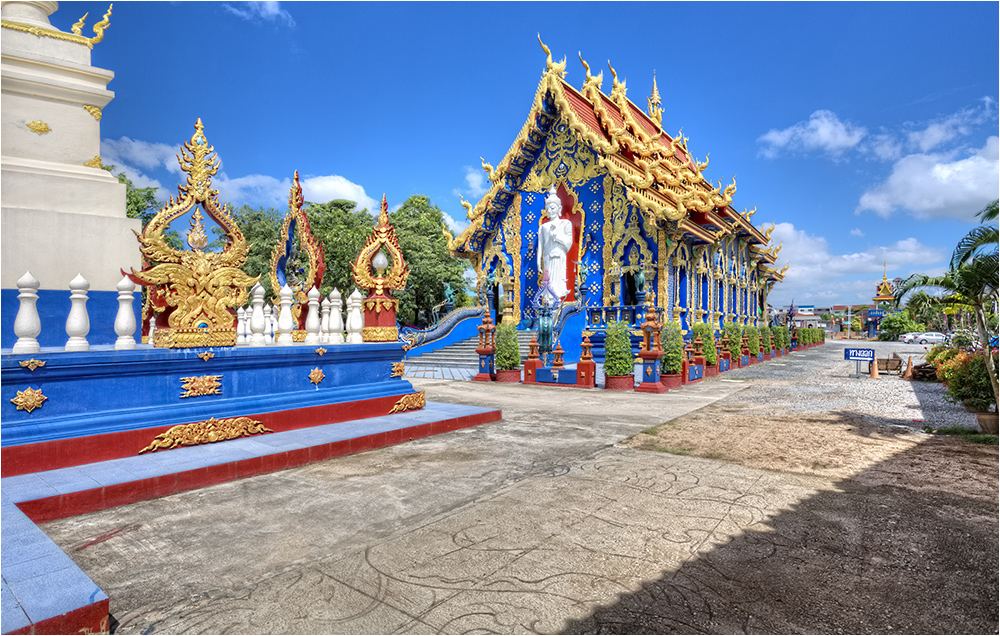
[
  {"left": 622, "top": 272, "right": 638, "bottom": 306},
  {"left": 493, "top": 280, "right": 503, "bottom": 324}
]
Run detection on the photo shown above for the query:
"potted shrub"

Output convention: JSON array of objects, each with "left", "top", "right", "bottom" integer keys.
[
  {"left": 937, "top": 351, "right": 998, "bottom": 432},
  {"left": 603, "top": 319, "right": 634, "bottom": 390},
  {"left": 759, "top": 325, "right": 772, "bottom": 360},
  {"left": 692, "top": 322, "right": 718, "bottom": 377},
  {"left": 746, "top": 326, "right": 760, "bottom": 363},
  {"left": 660, "top": 320, "right": 684, "bottom": 389},
  {"left": 724, "top": 322, "right": 743, "bottom": 367},
  {"left": 494, "top": 323, "right": 522, "bottom": 383}
]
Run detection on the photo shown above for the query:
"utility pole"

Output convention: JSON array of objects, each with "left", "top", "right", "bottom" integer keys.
[{"left": 847, "top": 305, "right": 852, "bottom": 341}]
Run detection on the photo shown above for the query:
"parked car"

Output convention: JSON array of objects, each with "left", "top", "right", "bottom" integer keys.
[
  {"left": 914, "top": 332, "right": 948, "bottom": 345},
  {"left": 899, "top": 332, "right": 921, "bottom": 343}
]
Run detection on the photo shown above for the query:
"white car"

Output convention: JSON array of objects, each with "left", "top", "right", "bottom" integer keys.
[
  {"left": 899, "top": 332, "right": 921, "bottom": 343},
  {"left": 913, "top": 332, "right": 947, "bottom": 345}
]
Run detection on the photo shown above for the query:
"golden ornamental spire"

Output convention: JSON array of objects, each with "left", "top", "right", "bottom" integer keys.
[
  {"left": 3, "top": 4, "right": 112, "bottom": 49},
  {"left": 537, "top": 34, "right": 566, "bottom": 76},
  {"left": 647, "top": 72, "right": 663, "bottom": 126}
]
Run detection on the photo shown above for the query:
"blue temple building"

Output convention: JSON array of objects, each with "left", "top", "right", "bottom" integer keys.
[{"left": 446, "top": 46, "right": 786, "bottom": 356}]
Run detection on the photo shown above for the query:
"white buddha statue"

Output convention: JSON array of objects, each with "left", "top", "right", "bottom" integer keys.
[{"left": 537, "top": 186, "right": 574, "bottom": 299}]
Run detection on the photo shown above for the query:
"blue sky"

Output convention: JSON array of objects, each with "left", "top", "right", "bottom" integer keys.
[{"left": 59, "top": 1, "right": 999, "bottom": 307}]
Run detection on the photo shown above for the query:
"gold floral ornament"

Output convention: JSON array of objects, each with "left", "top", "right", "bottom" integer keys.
[
  {"left": 268, "top": 171, "right": 326, "bottom": 329},
  {"left": 309, "top": 368, "right": 325, "bottom": 385},
  {"left": 388, "top": 391, "right": 425, "bottom": 414},
  {"left": 125, "top": 119, "right": 259, "bottom": 348},
  {"left": 179, "top": 374, "right": 223, "bottom": 398},
  {"left": 197, "top": 352, "right": 215, "bottom": 361},
  {"left": 19, "top": 359, "right": 46, "bottom": 371},
  {"left": 139, "top": 416, "right": 272, "bottom": 454},
  {"left": 10, "top": 387, "right": 47, "bottom": 413},
  {"left": 26, "top": 120, "right": 51, "bottom": 134},
  {"left": 391, "top": 361, "right": 405, "bottom": 377}
]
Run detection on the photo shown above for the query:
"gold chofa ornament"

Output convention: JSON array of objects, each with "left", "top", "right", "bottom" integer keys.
[
  {"left": 125, "top": 119, "right": 259, "bottom": 348},
  {"left": 351, "top": 195, "right": 409, "bottom": 297}
]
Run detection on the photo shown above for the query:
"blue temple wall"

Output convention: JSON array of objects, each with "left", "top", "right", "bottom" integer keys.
[{"left": 2, "top": 289, "right": 142, "bottom": 349}]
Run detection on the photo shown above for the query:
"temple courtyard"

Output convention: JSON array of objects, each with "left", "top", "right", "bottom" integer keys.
[{"left": 39, "top": 341, "right": 997, "bottom": 634}]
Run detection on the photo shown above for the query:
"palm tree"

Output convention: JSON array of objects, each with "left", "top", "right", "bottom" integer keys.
[
  {"left": 951, "top": 200, "right": 998, "bottom": 270},
  {"left": 905, "top": 290, "right": 939, "bottom": 329},
  {"left": 897, "top": 253, "right": 999, "bottom": 410}
]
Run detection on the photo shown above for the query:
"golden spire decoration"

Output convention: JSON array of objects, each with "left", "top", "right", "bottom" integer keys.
[{"left": 647, "top": 72, "right": 663, "bottom": 126}]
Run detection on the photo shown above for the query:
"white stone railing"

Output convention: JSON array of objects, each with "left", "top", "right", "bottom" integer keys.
[{"left": 8, "top": 272, "right": 366, "bottom": 353}]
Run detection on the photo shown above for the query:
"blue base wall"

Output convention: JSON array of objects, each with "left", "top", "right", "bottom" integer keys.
[
  {"left": 2, "top": 343, "right": 411, "bottom": 447},
  {"left": 2, "top": 288, "right": 143, "bottom": 350}
]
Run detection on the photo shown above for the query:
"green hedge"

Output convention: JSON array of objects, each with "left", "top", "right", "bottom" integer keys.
[
  {"left": 660, "top": 320, "right": 684, "bottom": 375},
  {"left": 604, "top": 320, "right": 635, "bottom": 377},
  {"left": 691, "top": 322, "right": 717, "bottom": 365},
  {"left": 746, "top": 325, "right": 760, "bottom": 354},
  {"left": 759, "top": 325, "right": 772, "bottom": 352},
  {"left": 723, "top": 322, "right": 743, "bottom": 360}
]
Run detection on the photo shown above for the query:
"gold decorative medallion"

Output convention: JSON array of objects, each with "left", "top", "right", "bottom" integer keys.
[
  {"left": 388, "top": 391, "right": 426, "bottom": 414},
  {"left": 139, "top": 416, "right": 272, "bottom": 454},
  {"left": 179, "top": 374, "right": 223, "bottom": 398},
  {"left": 10, "top": 387, "right": 47, "bottom": 413},
  {"left": 362, "top": 326, "right": 399, "bottom": 342},
  {"left": 26, "top": 120, "right": 51, "bottom": 134},
  {"left": 83, "top": 105, "right": 102, "bottom": 120},
  {"left": 315, "top": 347, "right": 327, "bottom": 355},
  {"left": 391, "top": 361, "right": 405, "bottom": 378},
  {"left": 197, "top": 352, "right": 215, "bottom": 361},
  {"left": 309, "top": 368, "right": 325, "bottom": 385},
  {"left": 19, "top": 359, "right": 46, "bottom": 371},
  {"left": 83, "top": 155, "right": 102, "bottom": 168}
]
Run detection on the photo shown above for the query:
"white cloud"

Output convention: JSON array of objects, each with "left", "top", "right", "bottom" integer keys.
[
  {"left": 906, "top": 97, "right": 996, "bottom": 152},
  {"left": 222, "top": 1, "right": 295, "bottom": 26},
  {"left": 758, "top": 110, "right": 867, "bottom": 158},
  {"left": 214, "top": 173, "right": 290, "bottom": 209},
  {"left": 767, "top": 222, "right": 947, "bottom": 305},
  {"left": 300, "top": 175, "right": 378, "bottom": 212},
  {"left": 452, "top": 165, "right": 489, "bottom": 201},
  {"left": 849, "top": 228, "right": 865, "bottom": 237},
  {"left": 856, "top": 136, "right": 1000, "bottom": 219},
  {"left": 863, "top": 133, "right": 903, "bottom": 161}
]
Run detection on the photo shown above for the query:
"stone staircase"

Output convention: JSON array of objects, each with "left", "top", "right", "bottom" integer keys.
[{"left": 407, "top": 331, "right": 535, "bottom": 367}]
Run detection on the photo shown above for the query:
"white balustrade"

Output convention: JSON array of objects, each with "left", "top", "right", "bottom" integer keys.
[
  {"left": 248, "top": 283, "right": 267, "bottom": 347},
  {"left": 235, "top": 307, "right": 248, "bottom": 346},
  {"left": 12, "top": 271, "right": 41, "bottom": 354},
  {"left": 276, "top": 284, "right": 295, "bottom": 345},
  {"left": 148, "top": 315, "right": 156, "bottom": 344},
  {"left": 64, "top": 274, "right": 90, "bottom": 352},
  {"left": 114, "top": 276, "right": 137, "bottom": 350},
  {"left": 265, "top": 303, "right": 275, "bottom": 344},
  {"left": 346, "top": 288, "right": 364, "bottom": 344},
  {"left": 304, "top": 287, "right": 321, "bottom": 345},
  {"left": 319, "top": 297, "right": 330, "bottom": 344},
  {"left": 329, "top": 288, "right": 345, "bottom": 344}
]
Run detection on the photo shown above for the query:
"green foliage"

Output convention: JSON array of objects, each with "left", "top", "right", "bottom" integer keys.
[
  {"left": 773, "top": 326, "right": 789, "bottom": 350},
  {"left": 103, "top": 164, "right": 159, "bottom": 224},
  {"left": 723, "top": 322, "right": 743, "bottom": 359},
  {"left": 879, "top": 310, "right": 925, "bottom": 341},
  {"left": 495, "top": 323, "right": 521, "bottom": 371},
  {"left": 603, "top": 320, "right": 635, "bottom": 377},
  {"left": 851, "top": 316, "right": 863, "bottom": 332},
  {"left": 225, "top": 205, "right": 285, "bottom": 299},
  {"left": 929, "top": 427, "right": 998, "bottom": 445},
  {"left": 691, "top": 322, "right": 717, "bottom": 365},
  {"left": 745, "top": 325, "right": 760, "bottom": 353},
  {"left": 660, "top": 320, "right": 684, "bottom": 375},
  {"left": 937, "top": 351, "right": 997, "bottom": 412},
  {"left": 388, "top": 195, "right": 469, "bottom": 326},
  {"left": 304, "top": 199, "right": 376, "bottom": 299}
]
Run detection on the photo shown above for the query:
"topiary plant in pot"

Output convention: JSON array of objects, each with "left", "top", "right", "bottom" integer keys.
[
  {"left": 746, "top": 326, "right": 760, "bottom": 362},
  {"left": 723, "top": 322, "right": 743, "bottom": 365},
  {"left": 603, "top": 319, "right": 635, "bottom": 390},
  {"left": 494, "top": 322, "right": 522, "bottom": 382},
  {"left": 660, "top": 319, "right": 684, "bottom": 389},
  {"left": 691, "top": 322, "right": 718, "bottom": 376}
]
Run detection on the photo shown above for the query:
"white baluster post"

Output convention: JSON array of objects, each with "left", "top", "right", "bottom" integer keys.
[
  {"left": 304, "top": 287, "right": 321, "bottom": 345},
  {"left": 249, "top": 284, "right": 267, "bottom": 347},
  {"left": 347, "top": 288, "right": 364, "bottom": 344},
  {"left": 12, "top": 271, "right": 42, "bottom": 354},
  {"left": 65, "top": 274, "right": 90, "bottom": 352},
  {"left": 319, "top": 297, "right": 330, "bottom": 344},
  {"left": 265, "top": 303, "right": 275, "bottom": 344},
  {"left": 276, "top": 284, "right": 295, "bottom": 345},
  {"left": 329, "top": 288, "right": 345, "bottom": 344},
  {"left": 148, "top": 315, "right": 157, "bottom": 344},
  {"left": 235, "top": 307, "right": 248, "bottom": 346},
  {"left": 114, "top": 276, "right": 137, "bottom": 350}
]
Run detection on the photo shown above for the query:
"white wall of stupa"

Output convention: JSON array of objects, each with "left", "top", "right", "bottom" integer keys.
[{"left": 1, "top": 0, "right": 140, "bottom": 293}]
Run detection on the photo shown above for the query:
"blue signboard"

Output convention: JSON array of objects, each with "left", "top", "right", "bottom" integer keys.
[
  {"left": 844, "top": 348, "right": 875, "bottom": 361},
  {"left": 868, "top": 309, "right": 885, "bottom": 318}
]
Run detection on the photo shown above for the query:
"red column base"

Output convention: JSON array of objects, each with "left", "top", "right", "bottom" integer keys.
[
  {"left": 523, "top": 359, "right": 543, "bottom": 384},
  {"left": 576, "top": 360, "right": 596, "bottom": 388}
]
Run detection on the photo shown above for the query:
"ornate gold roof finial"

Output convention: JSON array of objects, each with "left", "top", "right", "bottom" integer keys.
[
  {"left": 460, "top": 195, "right": 474, "bottom": 220},
  {"left": 607, "top": 60, "right": 626, "bottom": 98},
  {"left": 378, "top": 193, "right": 389, "bottom": 226},
  {"left": 579, "top": 52, "right": 603, "bottom": 92},
  {"left": 647, "top": 72, "right": 663, "bottom": 126},
  {"left": 537, "top": 34, "right": 566, "bottom": 76},
  {"left": 2, "top": 3, "right": 112, "bottom": 49},
  {"left": 71, "top": 12, "right": 89, "bottom": 35}
]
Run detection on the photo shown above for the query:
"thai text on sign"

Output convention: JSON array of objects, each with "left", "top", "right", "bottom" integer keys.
[{"left": 844, "top": 348, "right": 875, "bottom": 361}]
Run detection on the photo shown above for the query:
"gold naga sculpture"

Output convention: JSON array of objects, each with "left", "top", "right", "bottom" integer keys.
[
  {"left": 267, "top": 171, "right": 326, "bottom": 337},
  {"left": 126, "top": 119, "right": 259, "bottom": 348}
]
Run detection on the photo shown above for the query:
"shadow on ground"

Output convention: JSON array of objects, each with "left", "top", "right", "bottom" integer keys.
[{"left": 562, "top": 437, "right": 998, "bottom": 635}]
